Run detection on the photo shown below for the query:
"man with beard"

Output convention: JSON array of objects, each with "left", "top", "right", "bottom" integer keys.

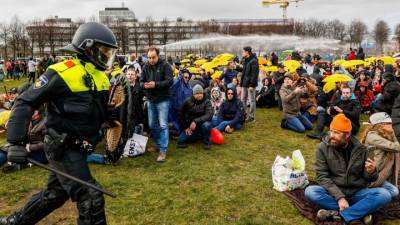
[{"left": 305, "top": 114, "right": 392, "bottom": 225}]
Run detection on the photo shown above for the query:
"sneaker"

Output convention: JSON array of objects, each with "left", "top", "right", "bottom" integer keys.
[
  {"left": 316, "top": 209, "right": 341, "bottom": 221},
  {"left": 347, "top": 220, "right": 365, "bottom": 225},
  {"left": 363, "top": 214, "right": 373, "bottom": 225},
  {"left": 306, "top": 132, "right": 323, "bottom": 140},
  {"left": 203, "top": 143, "right": 211, "bottom": 150},
  {"left": 177, "top": 143, "right": 188, "bottom": 148},
  {"left": 156, "top": 153, "right": 166, "bottom": 162}
]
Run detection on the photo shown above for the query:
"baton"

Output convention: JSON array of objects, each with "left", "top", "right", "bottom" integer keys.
[{"left": 27, "top": 158, "right": 117, "bottom": 198}]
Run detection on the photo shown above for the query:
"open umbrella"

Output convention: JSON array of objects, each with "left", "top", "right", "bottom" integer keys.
[
  {"left": 181, "top": 59, "right": 191, "bottom": 64},
  {"left": 258, "top": 57, "right": 270, "bottom": 65},
  {"left": 283, "top": 60, "right": 301, "bottom": 73},
  {"left": 201, "top": 62, "right": 217, "bottom": 72},
  {"left": 187, "top": 67, "right": 200, "bottom": 74},
  {"left": 211, "top": 71, "right": 223, "bottom": 80},
  {"left": 194, "top": 59, "right": 208, "bottom": 66},
  {"left": 379, "top": 56, "right": 395, "bottom": 65},
  {"left": 260, "top": 65, "right": 278, "bottom": 73},
  {"left": 341, "top": 60, "right": 366, "bottom": 68},
  {"left": 323, "top": 82, "right": 338, "bottom": 93},
  {"left": 322, "top": 74, "right": 353, "bottom": 83},
  {"left": 333, "top": 59, "right": 346, "bottom": 65}
]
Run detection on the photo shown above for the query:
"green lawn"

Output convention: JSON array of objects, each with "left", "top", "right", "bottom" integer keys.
[{"left": 0, "top": 95, "right": 398, "bottom": 224}]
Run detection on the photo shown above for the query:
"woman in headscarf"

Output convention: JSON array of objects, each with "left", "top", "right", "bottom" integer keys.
[{"left": 210, "top": 87, "right": 224, "bottom": 126}]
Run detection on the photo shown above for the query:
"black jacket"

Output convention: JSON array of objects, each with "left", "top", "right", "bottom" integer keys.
[
  {"left": 376, "top": 80, "right": 400, "bottom": 115},
  {"left": 237, "top": 54, "right": 259, "bottom": 88},
  {"left": 218, "top": 88, "right": 245, "bottom": 126},
  {"left": 130, "top": 82, "right": 145, "bottom": 127},
  {"left": 392, "top": 95, "right": 400, "bottom": 141},
  {"left": 329, "top": 98, "right": 361, "bottom": 134},
  {"left": 179, "top": 96, "right": 214, "bottom": 129},
  {"left": 315, "top": 135, "right": 378, "bottom": 200},
  {"left": 140, "top": 59, "right": 173, "bottom": 102}
]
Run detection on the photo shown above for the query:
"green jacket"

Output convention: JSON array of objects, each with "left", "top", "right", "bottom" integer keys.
[{"left": 315, "top": 135, "right": 378, "bottom": 200}]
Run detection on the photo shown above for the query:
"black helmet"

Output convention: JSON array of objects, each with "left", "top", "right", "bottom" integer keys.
[{"left": 60, "top": 22, "right": 118, "bottom": 70}]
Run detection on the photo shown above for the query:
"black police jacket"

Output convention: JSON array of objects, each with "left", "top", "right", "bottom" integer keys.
[{"left": 7, "top": 59, "right": 110, "bottom": 145}]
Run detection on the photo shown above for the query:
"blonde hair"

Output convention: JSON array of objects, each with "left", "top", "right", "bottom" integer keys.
[{"left": 360, "top": 123, "right": 395, "bottom": 144}]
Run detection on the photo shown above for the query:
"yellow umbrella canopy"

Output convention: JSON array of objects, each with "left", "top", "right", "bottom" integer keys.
[
  {"left": 187, "top": 67, "right": 200, "bottom": 74},
  {"left": 258, "top": 57, "right": 270, "bottom": 65},
  {"left": 0, "top": 110, "right": 11, "bottom": 127},
  {"left": 379, "top": 56, "right": 395, "bottom": 65},
  {"left": 365, "top": 57, "right": 377, "bottom": 63},
  {"left": 211, "top": 71, "right": 223, "bottom": 80},
  {"left": 201, "top": 62, "right": 218, "bottom": 73},
  {"left": 341, "top": 60, "right": 366, "bottom": 68},
  {"left": 283, "top": 60, "right": 301, "bottom": 73},
  {"left": 260, "top": 66, "right": 278, "bottom": 73},
  {"left": 194, "top": 59, "right": 208, "bottom": 66},
  {"left": 333, "top": 59, "right": 346, "bottom": 65},
  {"left": 322, "top": 74, "right": 353, "bottom": 83},
  {"left": 323, "top": 82, "right": 339, "bottom": 93},
  {"left": 213, "top": 53, "right": 235, "bottom": 62},
  {"left": 181, "top": 59, "right": 191, "bottom": 63}
]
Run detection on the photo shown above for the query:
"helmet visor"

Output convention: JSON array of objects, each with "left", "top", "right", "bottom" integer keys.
[{"left": 97, "top": 45, "right": 117, "bottom": 69}]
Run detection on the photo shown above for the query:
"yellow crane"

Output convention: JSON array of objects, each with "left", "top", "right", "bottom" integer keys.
[{"left": 262, "top": 0, "right": 304, "bottom": 21}]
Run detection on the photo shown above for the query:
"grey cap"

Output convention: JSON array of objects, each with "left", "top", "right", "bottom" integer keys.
[
  {"left": 192, "top": 84, "right": 204, "bottom": 95},
  {"left": 369, "top": 112, "right": 392, "bottom": 125}
]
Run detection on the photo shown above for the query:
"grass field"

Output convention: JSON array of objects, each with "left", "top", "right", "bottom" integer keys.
[{"left": 0, "top": 78, "right": 398, "bottom": 224}]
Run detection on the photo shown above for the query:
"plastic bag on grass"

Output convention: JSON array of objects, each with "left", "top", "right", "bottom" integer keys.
[{"left": 272, "top": 150, "right": 309, "bottom": 192}]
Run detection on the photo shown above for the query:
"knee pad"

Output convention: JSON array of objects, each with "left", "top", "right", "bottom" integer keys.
[{"left": 77, "top": 182, "right": 106, "bottom": 225}]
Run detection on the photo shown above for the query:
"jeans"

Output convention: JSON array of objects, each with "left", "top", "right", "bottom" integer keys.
[
  {"left": 148, "top": 100, "right": 170, "bottom": 153},
  {"left": 87, "top": 153, "right": 105, "bottom": 164},
  {"left": 284, "top": 115, "right": 313, "bottom": 133},
  {"left": 305, "top": 185, "right": 392, "bottom": 222},
  {"left": 302, "top": 111, "right": 316, "bottom": 123},
  {"left": 381, "top": 180, "right": 399, "bottom": 199},
  {"left": 215, "top": 120, "right": 242, "bottom": 132},
  {"left": 177, "top": 121, "right": 212, "bottom": 145},
  {"left": 0, "top": 150, "right": 48, "bottom": 167},
  {"left": 0, "top": 150, "right": 7, "bottom": 166},
  {"left": 241, "top": 87, "right": 256, "bottom": 119}
]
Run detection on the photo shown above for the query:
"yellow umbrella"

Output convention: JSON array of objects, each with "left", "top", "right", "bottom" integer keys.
[
  {"left": 322, "top": 74, "right": 353, "bottom": 83},
  {"left": 214, "top": 53, "right": 235, "bottom": 62},
  {"left": 186, "top": 54, "right": 193, "bottom": 58},
  {"left": 258, "top": 57, "right": 269, "bottom": 65},
  {"left": 187, "top": 67, "right": 200, "bottom": 74},
  {"left": 211, "top": 71, "right": 223, "bottom": 80},
  {"left": 341, "top": 60, "right": 366, "bottom": 68},
  {"left": 379, "top": 56, "right": 395, "bottom": 65},
  {"left": 181, "top": 59, "right": 191, "bottom": 63},
  {"left": 260, "top": 66, "right": 278, "bottom": 73},
  {"left": 323, "top": 82, "right": 339, "bottom": 93},
  {"left": 333, "top": 59, "right": 346, "bottom": 65},
  {"left": 194, "top": 59, "right": 208, "bottom": 66},
  {"left": 201, "top": 62, "right": 218, "bottom": 73},
  {"left": 365, "top": 57, "right": 377, "bottom": 63},
  {"left": 0, "top": 110, "right": 11, "bottom": 126},
  {"left": 283, "top": 60, "right": 301, "bottom": 73}
]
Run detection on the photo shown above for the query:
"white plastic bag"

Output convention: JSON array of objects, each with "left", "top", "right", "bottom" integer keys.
[
  {"left": 272, "top": 150, "right": 309, "bottom": 192},
  {"left": 123, "top": 134, "right": 148, "bottom": 157}
]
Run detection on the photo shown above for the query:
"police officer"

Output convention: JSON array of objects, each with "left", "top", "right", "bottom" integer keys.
[{"left": 0, "top": 22, "right": 118, "bottom": 225}]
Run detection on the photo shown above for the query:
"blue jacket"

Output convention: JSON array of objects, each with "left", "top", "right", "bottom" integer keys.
[
  {"left": 218, "top": 88, "right": 245, "bottom": 127},
  {"left": 219, "top": 69, "right": 238, "bottom": 86}
]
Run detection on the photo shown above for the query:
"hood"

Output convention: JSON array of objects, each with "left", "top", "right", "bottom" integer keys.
[
  {"left": 225, "top": 87, "right": 238, "bottom": 102},
  {"left": 211, "top": 87, "right": 223, "bottom": 101}
]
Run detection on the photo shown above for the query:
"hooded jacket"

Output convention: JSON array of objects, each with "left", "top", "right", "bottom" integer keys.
[
  {"left": 376, "top": 79, "right": 400, "bottom": 115},
  {"left": 211, "top": 87, "right": 224, "bottom": 116},
  {"left": 218, "top": 88, "right": 245, "bottom": 126},
  {"left": 329, "top": 97, "right": 361, "bottom": 134},
  {"left": 236, "top": 53, "right": 259, "bottom": 88},
  {"left": 315, "top": 135, "right": 378, "bottom": 200}
]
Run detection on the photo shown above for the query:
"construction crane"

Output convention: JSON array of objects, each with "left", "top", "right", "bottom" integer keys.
[{"left": 262, "top": 0, "right": 303, "bottom": 21}]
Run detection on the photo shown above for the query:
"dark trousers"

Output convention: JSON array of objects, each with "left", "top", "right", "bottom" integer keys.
[
  {"left": 28, "top": 72, "right": 36, "bottom": 83},
  {"left": 177, "top": 121, "right": 212, "bottom": 145},
  {"left": 5, "top": 145, "right": 106, "bottom": 225}
]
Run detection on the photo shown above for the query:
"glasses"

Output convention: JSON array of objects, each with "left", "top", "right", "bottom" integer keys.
[{"left": 184, "top": 76, "right": 190, "bottom": 79}]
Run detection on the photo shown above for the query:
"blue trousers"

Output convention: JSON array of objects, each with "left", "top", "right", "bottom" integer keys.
[
  {"left": 284, "top": 115, "right": 313, "bottom": 133},
  {"left": 177, "top": 121, "right": 212, "bottom": 145},
  {"left": 214, "top": 120, "right": 242, "bottom": 132},
  {"left": 148, "top": 100, "right": 170, "bottom": 153},
  {"left": 305, "top": 185, "right": 392, "bottom": 222},
  {"left": 0, "top": 150, "right": 48, "bottom": 167}
]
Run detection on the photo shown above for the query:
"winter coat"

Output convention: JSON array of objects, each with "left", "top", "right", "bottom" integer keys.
[
  {"left": 140, "top": 59, "right": 174, "bottom": 102},
  {"left": 218, "top": 88, "right": 245, "bottom": 127},
  {"left": 179, "top": 96, "right": 213, "bottom": 129},
  {"left": 279, "top": 84, "right": 301, "bottom": 119},
  {"left": 315, "top": 135, "right": 378, "bottom": 200},
  {"left": 299, "top": 81, "right": 318, "bottom": 116},
  {"left": 363, "top": 131, "right": 400, "bottom": 187},
  {"left": 256, "top": 84, "right": 276, "bottom": 107},
  {"left": 219, "top": 69, "right": 238, "bottom": 86},
  {"left": 129, "top": 82, "right": 145, "bottom": 127},
  {"left": 28, "top": 119, "right": 45, "bottom": 152},
  {"left": 392, "top": 95, "right": 400, "bottom": 143},
  {"left": 355, "top": 90, "right": 375, "bottom": 109},
  {"left": 376, "top": 80, "right": 400, "bottom": 115},
  {"left": 236, "top": 54, "right": 259, "bottom": 88},
  {"left": 272, "top": 71, "right": 285, "bottom": 91}
]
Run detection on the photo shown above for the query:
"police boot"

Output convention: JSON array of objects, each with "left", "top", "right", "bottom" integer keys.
[
  {"left": 77, "top": 183, "right": 107, "bottom": 225},
  {"left": 0, "top": 211, "right": 23, "bottom": 225}
]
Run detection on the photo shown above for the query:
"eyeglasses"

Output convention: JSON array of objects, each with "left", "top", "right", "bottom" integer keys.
[{"left": 184, "top": 76, "right": 190, "bottom": 79}]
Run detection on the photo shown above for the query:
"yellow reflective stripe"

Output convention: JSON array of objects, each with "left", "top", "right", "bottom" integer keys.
[{"left": 49, "top": 60, "right": 110, "bottom": 92}]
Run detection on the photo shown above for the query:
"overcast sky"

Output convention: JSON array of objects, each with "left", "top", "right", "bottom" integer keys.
[{"left": 1, "top": 0, "right": 399, "bottom": 30}]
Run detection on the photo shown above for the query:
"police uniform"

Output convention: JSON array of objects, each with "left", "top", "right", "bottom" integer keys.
[{"left": 3, "top": 59, "right": 110, "bottom": 225}]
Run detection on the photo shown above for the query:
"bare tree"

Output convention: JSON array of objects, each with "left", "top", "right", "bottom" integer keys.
[
  {"left": 373, "top": 20, "right": 390, "bottom": 54},
  {"left": 9, "top": 16, "right": 24, "bottom": 59},
  {"left": 131, "top": 20, "right": 141, "bottom": 55},
  {"left": 395, "top": 24, "right": 400, "bottom": 52},
  {"left": 327, "top": 19, "right": 347, "bottom": 42},
  {"left": 143, "top": 17, "right": 155, "bottom": 47},
  {"left": 114, "top": 19, "right": 129, "bottom": 54},
  {"left": 0, "top": 22, "right": 10, "bottom": 59},
  {"left": 348, "top": 20, "right": 368, "bottom": 47},
  {"left": 160, "top": 18, "right": 170, "bottom": 46},
  {"left": 44, "top": 17, "right": 57, "bottom": 55}
]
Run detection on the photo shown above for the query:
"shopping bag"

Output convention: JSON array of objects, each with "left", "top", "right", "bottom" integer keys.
[
  {"left": 272, "top": 150, "right": 309, "bottom": 192},
  {"left": 123, "top": 134, "right": 148, "bottom": 157}
]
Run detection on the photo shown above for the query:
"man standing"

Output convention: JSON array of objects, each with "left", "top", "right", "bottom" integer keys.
[
  {"left": 0, "top": 22, "right": 118, "bottom": 225},
  {"left": 236, "top": 46, "right": 259, "bottom": 123},
  {"left": 305, "top": 114, "right": 392, "bottom": 225},
  {"left": 28, "top": 57, "right": 37, "bottom": 83},
  {"left": 177, "top": 84, "right": 213, "bottom": 149},
  {"left": 140, "top": 47, "right": 173, "bottom": 162}
]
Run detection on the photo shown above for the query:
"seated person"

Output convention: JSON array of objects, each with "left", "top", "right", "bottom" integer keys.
[
  {"left": 256, "top": 77, "right": 276, "bottom": 108},
  {"left": 0, "top": 109, "right": 48, "bottom": 172},
  {"left": 355, "top": 82, "right": 375, "bottom": 114},
  {"left": 177, "top": 85, "right": 213, "bottom": 149},
  {"left": 361, "top": 112, "right": 399, "bottom": 199},
  {"left": 210, "top": 87, "right": 224, "bottom": 127},
  {"left": 214, "top": 88, "right": 245, "bottom": 133},
  {"left": 305, "top": 114, "right": 392, "bottom": 225},
  {"left": 279, "top": 75, "right": 313, "bottom": 133}
]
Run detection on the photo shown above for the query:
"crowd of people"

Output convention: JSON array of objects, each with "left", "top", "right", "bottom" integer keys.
[{"left": 1, "top": 43, "right": 400, "bottom": 224}]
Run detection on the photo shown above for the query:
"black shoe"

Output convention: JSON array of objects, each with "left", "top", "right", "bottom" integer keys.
[
  {"left": 246, "top": 117, "right": 255, "bottom": 123},
  {"left": 280, "top": 119, "right": 287, "bottom": 129},
  {"left": 203, "top": 143, "right": 211, "bottom": 150},
  {"left": 306, "top": 132, "right": 323, "bottom": 140},
  {"left": 316, "top": 209, "right": 341, "bottom": 221},
  {"left": 2, "top": 163, "right": 27, "bottom": 174},
  {"left": 0, "top": 211, "right": 22, "bottom": 225},
  {"left": 177, "top": 143, "right": 188, "bottom": 149}
]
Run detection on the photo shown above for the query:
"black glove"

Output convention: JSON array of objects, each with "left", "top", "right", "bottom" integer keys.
[
  {"left": 7, "top": 145, "right": 28, "bottom": 164},
  {"left": 107, "top": 105, "right": 118, "bottom": 121}
]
